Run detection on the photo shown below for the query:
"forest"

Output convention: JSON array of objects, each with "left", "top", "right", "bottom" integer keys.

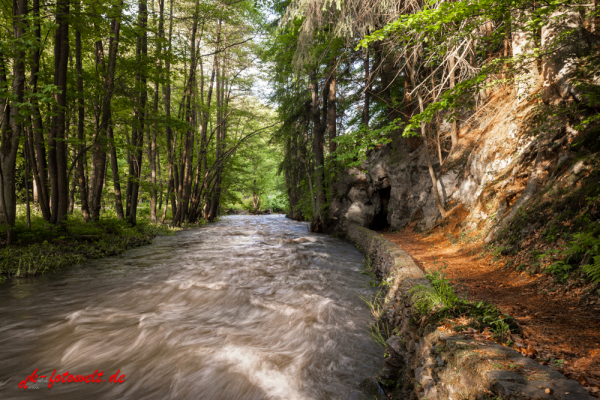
[
  {"left": 0, "top": 0, "right": 285, "bottom": 241},
  {"left": 1, "top": 0, "right": 600, "bottom": 396},
  {"left": 0, "top": 0, "right": 599, "bottom": 277}
]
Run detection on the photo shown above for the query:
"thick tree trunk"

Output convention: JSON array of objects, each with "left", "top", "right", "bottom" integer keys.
[
  {"left": 199, "top": 48, "right": 218, "bottom": 220},
  {"left": 26, "top": 124, "right": 40, "bottom": 211},
  {"left": 205, "top": 21, "right": 222, "bottom": 222},
  {"left": 0, "top": 0, "right": 27, "bottom": 243},
  {"left": 125, "top": 127, "right": 132, "bottom": 217},
  {"left": 161, "top": 0, "right": 174, "bottom": 224},
  {"left": 49, "top": 0, "right": 70, "bottom": 224},
  {"left": 150, "top": 97, "right": 158, "bottom": 223},
  {"left": 208, "top": 49, "right": 223, "bottom": 222},
  {"left": 178, "top": 14, "right": 199, "bottom": 224}
]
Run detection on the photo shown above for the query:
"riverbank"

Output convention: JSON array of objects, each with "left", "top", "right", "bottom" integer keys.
[
  {"left": 0, "top": 212, "right": 182, "bottom": 282},
  {"left": 382, "top": 227, "right": 600, "bottom": 396},
  {"left": 344, "top": 222, "right": 597, "bottom": 399}
]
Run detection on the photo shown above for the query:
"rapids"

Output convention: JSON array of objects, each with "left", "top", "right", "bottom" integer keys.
[{"left": 0, "top": 215, "right": 382, "bottom": 399}]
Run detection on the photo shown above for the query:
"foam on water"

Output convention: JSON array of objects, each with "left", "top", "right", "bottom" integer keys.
[{"left": 0, "top": 215, "right": 382, "bottom": 399}]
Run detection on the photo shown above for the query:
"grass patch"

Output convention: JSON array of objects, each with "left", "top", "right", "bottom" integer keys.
[
  {"left": 359, "top": 255, "right": 395, "bottom": 346},
  {"left": 410, "top": 266, "right": 519, "bottom": 342}
]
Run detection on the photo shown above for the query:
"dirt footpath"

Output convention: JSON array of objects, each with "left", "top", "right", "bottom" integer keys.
[{"left": 382, "top": 228, "right": 600, "bottom": 397}]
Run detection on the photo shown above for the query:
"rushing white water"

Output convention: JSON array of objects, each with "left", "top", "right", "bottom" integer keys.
[{"left": 0, "top": 215, "right": 382, "bottom": 399}]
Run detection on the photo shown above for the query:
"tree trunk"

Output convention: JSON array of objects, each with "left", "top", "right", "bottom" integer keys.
[
  {"left": 49, "top": 0, "right": 70, "bottom": 224},
  {"left": 363, "top": 47, "right": 370, "bottom": 127},
  {"left": 68, "top": 161, "right": 76, "bottom": 214},
  {"left": 327, "top": 70, "right": 336, "bottom": 200},
  {"left": 208, "top": 48, "right": 223, "bottom": 222},
  {"left": 310, "top": 71, "right": 326, "bottom": 230},
  {"left": 149, "top": 0, "right": 165, "bottom": 224},
  {"left": 418, "top": 93, "right": 446, "bottom": 218},
  {"left": 128, "top": 0, "right": 148, "bottom": 226},
  {"left": 75, "top": 10, "right": 91, "bottom": 221},
  {"left": 161, "top": 0, "right": 174, "bottom": 224},
  {"left": 107, "top": 121, "right": 124, "bottom": 218},
  {"left": 24, "top": 145, "right": 31, "bottom": 228},
  {"left": 179, "top": 12, "right": 200, "bottom": 224},
  {"left": 125, "top": 126, "right": 132, "bottom": 217},
  {"left": 92, "top": 2, "right": 124, "bottom": 221},
  {"left": 0, "top": 0, "right": 26, "bottom": 243},
  {"left": 29, "top": 0, "right": 51, "bottom": 222},
  {"left": 407, "top": 57, "right": 447, "bottom": 218},
  {"left": 199, "top": 43, "right": 218, "bottom": 220}
]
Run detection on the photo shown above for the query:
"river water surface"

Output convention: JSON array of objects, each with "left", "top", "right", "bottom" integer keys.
[{"left": 0, "top": 215, "right": 382, "bottom": 399}]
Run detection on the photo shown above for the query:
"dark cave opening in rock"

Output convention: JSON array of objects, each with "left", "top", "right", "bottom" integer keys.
[{"left": 370, "top": 186, "right": 391, "bottom": 231}]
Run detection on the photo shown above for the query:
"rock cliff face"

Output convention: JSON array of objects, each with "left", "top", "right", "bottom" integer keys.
[{"left": 330, "top": 86, "right": 598, "bottom": 241}]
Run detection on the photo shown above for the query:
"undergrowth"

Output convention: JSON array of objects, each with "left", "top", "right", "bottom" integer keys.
[
  {"left": 0, "top": 209, "right": 180, "bottom": 282},
  {"left": 359, "top": 255, "right": 395, "bottom": 347},
  {"left": 410, "top": 265, "right": 519, "bottom": 342},
  {"left": 545, "top": 231, "right": 600, "bottom": 283}
]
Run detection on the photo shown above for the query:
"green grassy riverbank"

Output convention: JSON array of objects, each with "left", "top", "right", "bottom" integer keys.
[{"left": 0, "top": 208, "right": 188, "bottom": 282}]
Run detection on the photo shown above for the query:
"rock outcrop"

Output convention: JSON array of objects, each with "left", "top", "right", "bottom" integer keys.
[{"left": 330, "top": 85, "right": 597, "bottom": 242}]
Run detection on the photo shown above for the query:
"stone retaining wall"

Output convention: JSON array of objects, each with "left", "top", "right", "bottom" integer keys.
[{"left": 345, "top": 223, "right": 594, "bottom": 400}]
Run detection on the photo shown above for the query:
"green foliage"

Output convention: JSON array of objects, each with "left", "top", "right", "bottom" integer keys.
[
  {"left": 0, "top": 210, "right": 178, "bottom": 280},
  {"left": 358, "top": 265, "right": 389, "bottom": 319},
  {"left": 411, "top": 268, "right": 460, "bottom": 314},
  {"left": 547, "top": 232, "right": 600, "bottom": 283},
  {"left": 331, "top": 124, "right": 394, "bottom": 170},
  {"left": 354, "top": 0, "right": 600, "bottom": 144},
  {"left": 220, "top": 120, "right": 288, "bottom": 214},
  {"left": 370, "top": 321, "right": 390, "bottom": 348},
  {"left": 410, "top": 265, "right": 518, "bottom": 340}
]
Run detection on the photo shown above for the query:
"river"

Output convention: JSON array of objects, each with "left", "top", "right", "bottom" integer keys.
[{"left": 0, "top": 215, "right": 382, "bottom": 399}]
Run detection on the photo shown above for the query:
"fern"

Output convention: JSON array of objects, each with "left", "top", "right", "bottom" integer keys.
[
  {"left": 582, "top": 255, "right": 600, "bottom": 283},
  {"left": 547, "top": 232, "right": 600, "bottom": 283}
]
